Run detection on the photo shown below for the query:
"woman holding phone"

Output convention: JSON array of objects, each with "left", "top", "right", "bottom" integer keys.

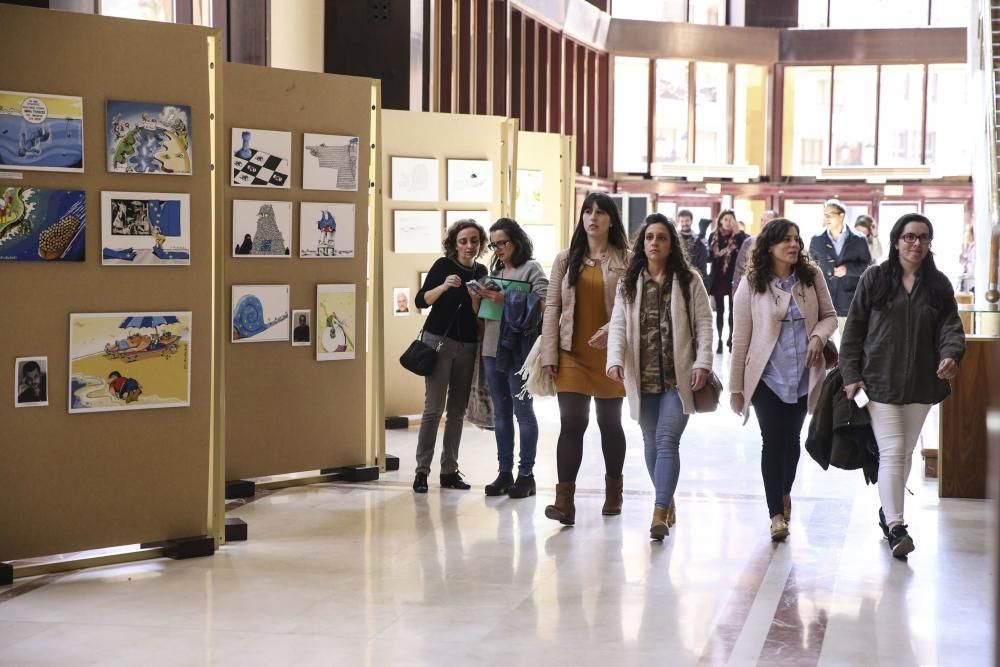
[
  {"left": 411, "top": 219, "right": 489, "bottom": 494},
  {"left": 840, "top": 213, "right": 965, "bottom": 558},
  {"left": 540, "top": 192, "right": 630, "bottom": 525}
]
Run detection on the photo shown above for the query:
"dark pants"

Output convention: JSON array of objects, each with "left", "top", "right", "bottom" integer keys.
[
  {"left": 713, "top": 293, "right": 733, "bottom": 343},
  {"left": 483, "top": 355, "right": 538, "bottom": 476},
  {"left": 555, "top": 393, "right": 626, "bottom": 483},
  {"left": 751, "top": 382, "right": 807, "bottom": 519},
  {"left": 415, "top": 332, "right": 476, "bottom": 475}
]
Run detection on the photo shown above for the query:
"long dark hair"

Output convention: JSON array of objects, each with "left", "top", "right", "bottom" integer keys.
[
  {"left": 442, "top": 219, "right": 487, "bottom": 259},
  {"left": 746, "top": 218, "right": 817, "bottom": 294},
  {"left": 869, "top": 213, "right": 954, "bottom": 311},
  {"left": 488, "top": 217, "right": 533, "bottom": 273},
  {"left": 566, "top": 192, "right": 629, "bottom": 286},
  {"left": 710, "top": 209, "right": 736, "bottom": 248},
  {"left": 621, "top": 214, "right": 695, "bottom": 304}
]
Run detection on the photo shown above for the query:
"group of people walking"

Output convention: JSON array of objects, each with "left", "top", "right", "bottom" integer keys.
[{"left": 410, "top": 193, "right": 965, "bottom": 559}]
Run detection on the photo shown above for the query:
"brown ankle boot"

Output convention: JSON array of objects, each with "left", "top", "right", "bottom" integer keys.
[
  {"left": 602, "top": 474, "right": 623, "bottom": 516},
  {"left": 666, "top": 498, "right": 677, "bottom": 528},
  {"left": 650, "top": 506, "right": 669, "bottom": 541},
  {"left": 544, "top": 482, "right": 576, "bottom": 525}
]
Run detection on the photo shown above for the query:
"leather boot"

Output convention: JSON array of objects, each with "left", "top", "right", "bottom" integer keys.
[
  {"left": 650, "top": 506, "right": 669, "bottom": 541},
  {"left": 602, "top": 474, "right": 623, "bottom": 516},
  {"left": 544, "top": 482, "right": 576, "bottom": 526},
  {"left": 666, "top": 498, "right": 677, "bottom": 528}
]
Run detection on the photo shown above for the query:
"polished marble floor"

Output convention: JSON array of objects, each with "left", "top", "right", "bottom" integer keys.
[{"left": 0, "top": 358, "right": 993, "bottom": 666}]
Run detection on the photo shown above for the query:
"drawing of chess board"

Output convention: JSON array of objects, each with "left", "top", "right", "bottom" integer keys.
[{"left": 232, "top": 148, "right": 290, "bottom": 188}]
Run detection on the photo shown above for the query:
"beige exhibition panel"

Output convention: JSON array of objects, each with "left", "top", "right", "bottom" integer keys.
[
  {"left": 381, "top": 111, "right": 511, "bottom": 417},
  {"left": 0, "top": 7, "right": 221, "bottom": 561},
  {"left": 223, "top": 64, "right": 374, "bottom": 480},
  {"left": 513, "top": 131, "right": 576, "bottom": 268}
]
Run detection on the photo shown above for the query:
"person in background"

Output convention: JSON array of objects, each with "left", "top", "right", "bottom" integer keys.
[
  {"left": 480, "top": 218, "right": 549, "bottom": 499},
  {"left": 729, "top": 219, "right": 838, "bottom": 542},
  {"left": 853, "top": 215, "right": 882, "bottom": 264},
  {"left": 411, "top": 219, "right": 489, "bottom": 494},
  {"left": 840, "top": 213, "right": 965, "bottom": 558},
  {"left": 541, "top": 192, "right": 630, "bottom": 526},
  {"left": 606, "top": 214, "right": 714, "bottom": 541},
  {"left": 707, "top": 209, "right": 748, "bottom": 353},
  {"left": 676, "top": 209, "right": 708, "bottom": 282},
  {"left": 958, "top": 223, "right": 976, "bottom": 292},
  {"left": 732, "top": 209, "right": 778, "bottom": 293},
  {"left": 808, "top": 199, "right": 871, "bottom": 332}
]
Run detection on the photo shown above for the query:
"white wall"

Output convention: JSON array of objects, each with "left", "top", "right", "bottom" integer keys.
[{"left": 270, "top": 0, "right": 325, "bottom": 73}]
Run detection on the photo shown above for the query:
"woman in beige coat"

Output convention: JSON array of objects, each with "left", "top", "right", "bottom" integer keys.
[
  {"left": 729, "top": 219, "right": 837, "bottom": 541},
  {"left": 606, "top": 214, "right": 714, "bottom": 540},
  {"left": 541, "top": 192, "right": 630, "bottom": 526}
]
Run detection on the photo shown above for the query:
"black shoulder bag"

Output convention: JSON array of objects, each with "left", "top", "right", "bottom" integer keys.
[{"left": 399, "top": 303, "right": 463, "bottom": 376}]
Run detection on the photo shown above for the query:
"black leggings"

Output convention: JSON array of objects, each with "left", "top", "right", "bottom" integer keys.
[
  {"left": 713, "top": 293, "right": 733, "bottom": 343},
  {"left": 751, "top": 382, "right": 807, "bottom": 519},
  {"left": 556, "top": 392, "right": 626, "bottom": 483}
]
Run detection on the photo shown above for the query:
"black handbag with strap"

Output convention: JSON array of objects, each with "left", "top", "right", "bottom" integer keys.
[{"left": 399, "top": 304, "right": 462, "bottom": 376}]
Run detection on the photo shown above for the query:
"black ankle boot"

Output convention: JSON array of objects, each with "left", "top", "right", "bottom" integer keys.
[
  {"left": 507, "top": 474, "right": 536, "bottom": 499},
  {"left": 485, "top": 471, "right": 514, "bottom": 496},
  {"left": 412, "top": 472, "right": 428, "bottom": 493},
  {"left": 716, "top": 339, "right": 723, "bottom": 354},
  {"left": 727, "top": 336, "right": 732, "bottom": 351},
  {"left": 440, "top": 470, "right": 471, "bottom": 490}
]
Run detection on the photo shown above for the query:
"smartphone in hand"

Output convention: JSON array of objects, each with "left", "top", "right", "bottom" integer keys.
[
  {"left": 466, "top": 280, "right": 482, "bottom": 293},
  {"left": 854, "top": 388, "right": 870, "bottom": 409}
]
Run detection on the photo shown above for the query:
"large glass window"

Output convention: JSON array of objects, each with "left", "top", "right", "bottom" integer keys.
[
  {"left": 734, "top": 65, "right": 768, "bottom": 170},
  {"left": 688, "top": 0, "right": 725, "bottom": 25},
  {"left": 783, "top": 67, "right": 831, "bottom": 176},
  {"left": 923, "top": 202, "right": 967, "bottom": 283},
  {"left": 611, "top": 0, "right": 686, "bottom": 22},
  {"left": 831, "top": 66, "right": 877, "bottom": 166},
  {"left": 100, "top": 0, "right": 175, "bottom": 22},
  {"left": 877, "top": 65, "right": 924, "bottom": 166},
  {"left": 695, "top": 62, "right": 728, "bottom": 164},
  {"left": 926, "top": 64, "right": 971, "bottom": 176},
  {"left": 613, "top": 57, "right": 650, "bottom": 174},
  {"left": 828, "top": 0, "right": 928, "bottom": 28},
  {"left": 796, "top": 0, "right": 828, "bottom": 27},
  {"left": 653, "top": 60, "right": 689, "bottom": 164},
  {"left": 930, "top": 2, "right": 969, "bottom": 27}
]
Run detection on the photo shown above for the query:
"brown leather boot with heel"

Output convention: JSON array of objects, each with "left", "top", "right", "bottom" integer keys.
[
  {"left": 650, "top": 506, "right": 669, "bottom": 541},
  {"left": 602, "top": 474, "right": 623, "bottom": 516},
  {"left": 544, "top": 482, "right": 576, "bottom": 525}
]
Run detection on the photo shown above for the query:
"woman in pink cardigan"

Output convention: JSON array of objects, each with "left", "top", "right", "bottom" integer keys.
[{"left": 729, "top": 219, "right": 838, "bottom": 541}]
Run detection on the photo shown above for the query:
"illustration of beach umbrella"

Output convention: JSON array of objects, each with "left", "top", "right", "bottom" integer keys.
[{"left": 118, "top": 315, "right": 180, "bottom": 335}]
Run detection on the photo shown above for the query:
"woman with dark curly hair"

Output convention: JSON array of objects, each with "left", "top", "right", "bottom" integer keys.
[
  {"left": 411, "top": 219, "right": 489, "bottom": 493},
  {"left": 840, "top": 213, "right": 965, "bottom": 558},
  {"left": 605, "top": 214, "right": 714, "bottom": 540},
  {"left": 707, "top": 209, "right": 748, "bottom": 353},
  {"left": 541, "top": 192, "right": 630, "bottom": 525},
  {"left": 729, "top": 219, "right": 837, "bottom": 541},
  {"left": 480, "top": 218, "right": 548, "bottom": 499}
]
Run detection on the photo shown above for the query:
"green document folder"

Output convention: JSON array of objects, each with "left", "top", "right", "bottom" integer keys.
[{"left": 476, "top": 278, "right": 532, "bottom": 321}]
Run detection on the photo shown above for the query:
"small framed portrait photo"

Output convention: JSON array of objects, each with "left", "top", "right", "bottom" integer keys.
[
  {"left": 15, "top": 356, "right": 48, "bottom": 408},
  {"left": 291, "top": 309, "right": 312, "bottom": 346},
  {"left": 393, "top": 287, "right": 412, "bottom": 317}
]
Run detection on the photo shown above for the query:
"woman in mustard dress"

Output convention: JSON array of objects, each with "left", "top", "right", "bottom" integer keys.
[{"left": 540, "top": 192, "right": 629, "bottom": 525}]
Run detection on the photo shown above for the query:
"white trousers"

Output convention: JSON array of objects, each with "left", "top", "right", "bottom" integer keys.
[{"left": 867, "top": 401, "right": 932, "bottom": 526}]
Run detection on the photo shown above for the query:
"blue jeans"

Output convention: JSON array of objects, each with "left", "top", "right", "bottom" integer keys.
[
  {"left": 638, "top": 389, "right": 689, "bottom": 508},
  {"left": 483, "top": 355, "right": 538, "bottom": 476}
]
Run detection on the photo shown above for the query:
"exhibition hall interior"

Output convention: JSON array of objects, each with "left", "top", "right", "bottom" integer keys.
[{"left": 1, "top": 0, "right": 998, "bottom": 664}]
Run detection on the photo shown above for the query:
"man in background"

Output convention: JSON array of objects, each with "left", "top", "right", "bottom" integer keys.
[
  {"left": 731, "top": 209, "right": 778, "bottom": 293},
  {"left": 809, "top": 198, "right": 871, "bottom": 332},
  {"left": 677, "top": 209, "right": 708, "bottom": 282},
  {"left": 16, "top": 360, "right": 46, "bottom": 405}
]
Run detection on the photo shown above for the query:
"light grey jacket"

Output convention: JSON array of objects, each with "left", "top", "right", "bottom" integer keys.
[
  {"left": 481, "top": 260, "right": 549, "bottom": 358},
  {"left": 540, "top": 248, "right": 629, "bottom": 368},
  {"left": 606, "top": 273, "right": 715, "bottom": 419}
]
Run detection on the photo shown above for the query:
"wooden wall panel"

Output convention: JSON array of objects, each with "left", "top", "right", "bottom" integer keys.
[
  {"left": 939, "top": 338, "right": 998, "bottom": 499},
  {"left": 492, "top": 0, "right": 508, "bottom": 116},
  {"left": 0, "top": 6, "right": 220, "bottom": 561},
  {"left": 564, "top": 39, "right": 575, "bottom": 147},
  {"left": 457, "top": 0, "right": 472, "bottom": 114},
  {"left": 439, "top": 0, "right": 454, "bottom": 112},
  {"left": 586, "top": 49, "right": 597, "bottom": 174},
  {"left": 597, "top": 52, "right": 609, "bottom": 177},
  {"left": 524, "top": 18, "right": 536, "bottom": 131},
  {"left": 476, "top": 0, "right": 490, "bottom": 114},
  {"left": 536, "top": 28, "right": 550, "bottom": 132},
  {"left": 549, "top": 32, "right": 562, "bottom": 133},
  {"left": 575, "top": 43, "right": 586, "bottom": 171},
  {"left": 381, "top": 111, "right": 509, "bottom": 417},
  {"left": 223, "top": 64, "right": 373, "bottom": 480},
  {"left": 511, "top": 10, "right": 523, "bottom": 125}
]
